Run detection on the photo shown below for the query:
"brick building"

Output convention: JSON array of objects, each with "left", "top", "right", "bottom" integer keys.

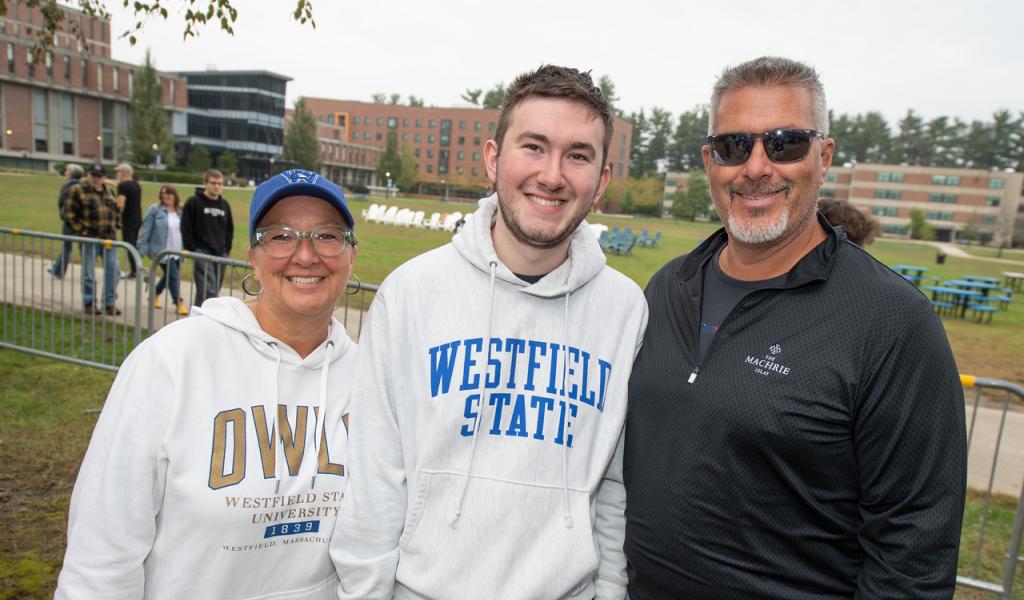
[
  {"left": 284, "top": 108, "right": 381, "bottom": 189},
  {"left": 0, "top": 0, "right": 187, "bottom": 170},
  {"left": 300, "top": 97, "right": 633, "bottom": 190},
  {"left": 821, "top": 163, "right": 1023, "bottom": 246}
]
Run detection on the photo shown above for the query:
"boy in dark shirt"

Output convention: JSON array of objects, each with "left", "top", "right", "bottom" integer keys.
[{"left": 180, "top": 169, "right": 233, "bottom": 308}]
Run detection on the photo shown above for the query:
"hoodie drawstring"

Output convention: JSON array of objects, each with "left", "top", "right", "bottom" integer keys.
[
  {"left": 262, "top": 342, "right": 283, "bottom": 494},
  {"left": 561, "top": 292, "right": 573, "bottom": 528},
  {"left": 308, "top": 339, "right": 334, "bottom": 489},
  {"left": 449, "top": 260, "right": 498, "bottom": 527}
]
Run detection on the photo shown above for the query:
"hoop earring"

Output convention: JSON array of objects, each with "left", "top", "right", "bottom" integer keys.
[
  {"left": 344, "top": 273, "right": 361, "bottom": 296},
  {"left": 242, "top": 273, "right": 264, "bottom": 296}
]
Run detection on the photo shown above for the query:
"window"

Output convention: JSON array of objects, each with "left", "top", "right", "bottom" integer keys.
[
  {"left": 471, "top": 167, "right": 479, "bottom": 176},
  {"left": 986, "top": 197, "right": 1001, "bottom": 207},
  {"left": 457, "top": 151, "right": 465, "bottom": 160},
  {"left": 427, "top": 149, "right": 434, "bottom": 158},
  {"left": 459, "top": 120, "right": 466, "bottom": 130},
  {"left": 438, "top": 149, "right": 449, "bottom": 174},
  {"left": 932, "top": 175, "right": 960, "bottom": 186},
  {"left": 414, "top": 148, "right": 420, "bottom": 157},
  {"left": 428, "top": 135, "right": 435, "bottom": 143},
  {"left": 97, "top": 63, "right": 103, "bottom": 92},
  {"left": 926, "top": 211, "right": 954, "bottom": 221},
  {"left": 32, "top": 89, "right": 48, "bottom": 152},
  {"left": 819, "top": 189, "right": 836, "bottom": 198},
  {"left": 873, "top": 189, "right": 901, "bottom": 200},
  {"left": 473, "top": 137, "right": 481, "bottom": 146},
  {"left": 989, "top": 178, "right": 1005, "bottom": 189},
  {"left": 376, "top": 117, "right": 383, "bottom": 126},
  {"left": 415, "top": 134, "right": 421, "bottom": 143},
  {"left": 429, "top": 119, "right": 435, "bottom": 128},
  {"left": 416, "top": 118, "right": 422, "bottom": 128},
  {"left": 883, "top": 224, "right": 908, "bottom": 235},
  {"left": 63, "top": 55, "right": 70, "bottom": 81},
  {"left": 27, "top": 48, "right": 34, "bottom": 78},
  {"left": 877, "top": 171, "right": 905, "bottom": 183},
  {"left": 60, "top": 93, "right": 74, "bottom": 154},
  {"left": 872, "top": 206, "right": 898, "bottom": 217},
  {"left": 388, "top": 117, "right": 397, "bottom": 128},
  {"left": 127, "top": 70, "right": 133, "bottom": 94},
  {"left": 457, "top": 136, "right": 465, "bottom": 145},
  {"left": 426, "top": 164, "right": 433, "bottom": 173},
  {"left": 45, "top": 52, "right": 52, "bottom": 80},
  {"left": 488, "top": 122, "right": 496, "bottom": 131},
  {"left": 354, "top": 116, "right": 361, "bottom": 125},
  {"left": 112, "top": 66, "right": 119, "bottom": 92},
  {"left": 472, "top": 152, "right": 480, "bottom": 161},
  {"left": 81, "top": 58, "right": 88, "bottom": 86},
  {"left": 824, "top": 172, "right": 838, "bottom": 182},
  {"left": 364, "top": 132, "right": 370, "bottom": 140},
  {"left": 376, "top": 132, "right": 382, "bottom": 141},
  {"left": 474, "top": 121, "right": 481, "bottom": 131},
  {"left": 456, "top": 166, "right": 463, "bottom": 174},
  {"left": 351, "top": 130, "right": 358, "bottom": 140},
  {"left": 6, "top": 43, "right": 13, "bottom": 73},
  {"left": 401, "top": 133, "right": 408, "bottom": 141},
  {"left": 983, "top": 214, "right": 997, "bottom": 225},
  {"left": 402, "top": 118, "right": 409, "bottom": 128},
  {"left": 326, "top": 114, "right": 334, "bottom": 124},
  {"left": 928, "top": 193, "right": 957, "bottom": 204}
]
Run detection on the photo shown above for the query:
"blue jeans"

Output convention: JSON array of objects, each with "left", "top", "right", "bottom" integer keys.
[
  {"left": 80, "top": 241, "right": 120, "bottom": 308},
  {"left": 155, "top": 259, "right": 181, "bottom": 304},
  {"left": 51, "top": 222, "right": 75, "bottom": 278}
]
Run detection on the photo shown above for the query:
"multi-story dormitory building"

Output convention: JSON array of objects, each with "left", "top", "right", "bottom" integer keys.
[
  {"left": 0, "top": 0, "right": 187, "bottom": 170},
  {"left": 820, "top": 164, "right": 1023, "bottom": 247},
  {"left": 299, "top": 97, "right": 634, "bottom": 190},
  {"left": 282, "top": 107, "right": 382, "bottom": 189},
  {"left": 663, "top": 164, "right": 1023, "bottom": 246}
]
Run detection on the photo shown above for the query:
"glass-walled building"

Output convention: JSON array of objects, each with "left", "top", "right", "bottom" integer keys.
[{"left": 177, "top": 69, "right": 290, "bottom": 182}]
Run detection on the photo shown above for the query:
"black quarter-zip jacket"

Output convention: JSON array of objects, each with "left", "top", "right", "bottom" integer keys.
[{"left": 624, "top": 215, "right": 966, "bottom": 600}]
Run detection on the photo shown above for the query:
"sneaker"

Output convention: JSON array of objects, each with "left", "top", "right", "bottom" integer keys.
[
  {"left": 84, "top": 303, "right": 102, "bottom": 315},
  {"left": 103, "top": 305, "right": 122, "bottom": 316},
  {"left": 177, "top": 301, "right": 188, "bottom": 316},
  {"left": 153, "top": 296, "right": 163, "bottom": 309}
]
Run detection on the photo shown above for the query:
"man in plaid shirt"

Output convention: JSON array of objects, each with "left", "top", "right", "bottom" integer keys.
[{"left": 63, "top": 164, "right": 122, "bottom": 315}]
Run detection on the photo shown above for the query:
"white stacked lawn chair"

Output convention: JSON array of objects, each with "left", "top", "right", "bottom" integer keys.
[
  {"left": 381, "top": 206, "right": 399, "bottom": 225},
  {"left": 425, "top": 212, "right": 441, "bottom": 230},
  {"left": 394, "top": 208, "right": 413, "bottom": 227},
  {"left": 443, "top": 211, "right": 464, "bottom": 232},
  {"left": 365, "top": 204, "right": 383, "bottom": 223},
  {"left": 410, "top": 210, "right": 426, "bottom": 228}
]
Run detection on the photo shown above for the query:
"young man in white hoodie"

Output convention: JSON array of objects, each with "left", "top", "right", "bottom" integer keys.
[{"left": 331, "top": 65, "right": 647, "bottom": 599}]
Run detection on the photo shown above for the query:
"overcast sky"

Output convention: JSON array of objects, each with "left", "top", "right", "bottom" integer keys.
[{"left": 111, "top": 0, "right": 1023, "bottom": 126}]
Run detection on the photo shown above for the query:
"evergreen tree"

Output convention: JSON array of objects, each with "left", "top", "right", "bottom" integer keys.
[
  {"left": 927, "top": 116, "right": 966, "bottom": 167},
  {"left": 216, "top": 149, "right": 238, "bottom": 175},
  {"left": 127, "top": 49, "right": 176, "bottom": 166},
  {"left": 597, "top": 75, "right": 621, "bottom": 116},
  {"left": 407, "top": 95, "right": 425, "bottom": 107},
  {"left": 396, "top": 144, "right": 418, "bottom": 190},
  {"left": 890, "top": 109, "right": 931, "bottom": 165},
  {"left": 482, "top": 83, "right": 505, "bottom": 109},
  {"left": 643, "top": 108, "right": 673, "bottom": 175},
  {"left": 283, "top": 98, "right": 320, "bottom": 171},
  {"left": 628, "top": 109, "right": 649, "bottom": 178},
  {"left": 371, "top": 92, "right": 387, "bottom": 104},
  {"left": 378, "top": 131, "right": 402, "bottom": 184},
  {"left": 186, "top": 145, "right": 211, "bottom": 172},
  {"left": 460, "top": 89, "right": 482, "bottom": 105},
  {"left": 829, "top": 110, "right": 855, "bottom": 165},
  {"left": 667, "top": 106, "right": 709, "bottom": 172}
]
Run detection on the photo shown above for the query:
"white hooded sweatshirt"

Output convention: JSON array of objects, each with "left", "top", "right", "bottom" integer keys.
[
  {"left": 57, "top": 297, "right": 356, "bottom": 600},
  {"left": 331, "top": 195, "right": 648, "bottom": 600}
]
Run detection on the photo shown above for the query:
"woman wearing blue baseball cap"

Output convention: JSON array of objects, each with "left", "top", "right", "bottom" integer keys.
[{"left": 58, "top": 170, "right": 360, "bottom": 599}]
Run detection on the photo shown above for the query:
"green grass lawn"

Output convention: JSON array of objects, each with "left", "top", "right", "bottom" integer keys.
[{"left": 5, "top": 170, "right": 1023, "bottom": 382}]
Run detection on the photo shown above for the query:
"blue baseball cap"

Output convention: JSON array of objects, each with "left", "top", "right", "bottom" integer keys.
[{"left": 249, "top": 169, "right": 355, "bottom": 239}]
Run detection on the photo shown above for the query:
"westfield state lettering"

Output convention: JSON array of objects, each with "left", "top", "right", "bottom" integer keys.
[{"left": 428, "top": 337, "right": 612, "bottom": 448}]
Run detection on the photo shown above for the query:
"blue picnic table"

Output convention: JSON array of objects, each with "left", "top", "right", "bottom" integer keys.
[{"left": 892, "top": 264, "right": 928, "bottom": 285}]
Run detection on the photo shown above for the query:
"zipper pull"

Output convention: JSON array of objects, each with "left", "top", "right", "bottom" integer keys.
[{"left": 687, "top": 367, "right": 699, "bottom": 384}]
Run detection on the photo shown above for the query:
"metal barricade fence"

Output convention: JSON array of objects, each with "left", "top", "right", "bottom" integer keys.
[
  {"left": 0, "top": 228, "right": 377, "bottom": 371},
  {"left": 1, "top": 226, "right": 143, "bottom": 371},
  {"left": 958, "top": 375, "right": 1024, "bottom": 599}
]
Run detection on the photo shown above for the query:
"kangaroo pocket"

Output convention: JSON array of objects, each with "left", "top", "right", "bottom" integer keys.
[{"left": 396, "top": 470, "right": 599, "bottom": 600}]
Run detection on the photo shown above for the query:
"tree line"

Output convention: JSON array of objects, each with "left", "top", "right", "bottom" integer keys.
[{"left": 628, "top": 105, "right": 1024, "bottom": 179}]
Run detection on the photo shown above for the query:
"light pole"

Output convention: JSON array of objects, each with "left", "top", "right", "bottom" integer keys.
[
  {"left": 442, "top": 179, "right": 448, "bottom": 202},
  {"left": 385, "top": 171, "right": 392, "bottom": 199},
  {"left": 152, "top": 143, "right": 161, "bottom": 168}
]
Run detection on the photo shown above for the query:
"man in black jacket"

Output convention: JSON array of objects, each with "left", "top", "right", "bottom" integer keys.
[
  {"left": 50, "top": 163, "right": 84, "bottom": 278},
  {"left": 624, "top": 56, "right": 966, "bottom": 600},
  {"left": 114, "top": 163, "right": 142, "bottom": 278},
  {"left": 180, "top": 168, "right": 233, "bottom": 308}
]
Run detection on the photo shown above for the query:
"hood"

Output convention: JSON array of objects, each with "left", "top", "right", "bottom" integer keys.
[
  {"left": 192, "top": 296, "right": 352, "bottom": 367},
  {"left": 452, "top": 193, "right": 607, "bottom": 298}
]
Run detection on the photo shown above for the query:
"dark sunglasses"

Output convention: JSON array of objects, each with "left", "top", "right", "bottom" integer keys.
[{"left": 707, "top": 129, "right": 825, "bottom": 166}]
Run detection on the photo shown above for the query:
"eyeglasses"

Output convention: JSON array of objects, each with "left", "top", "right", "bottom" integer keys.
[
  {"left": 252, "top": 226, "right": 356, "bottom": 258},
  {"left": 706, "top": 129, "right": 825, "bottom": 166}
]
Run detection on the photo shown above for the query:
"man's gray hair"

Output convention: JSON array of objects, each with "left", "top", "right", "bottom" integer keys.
[
  {"left": 708, "top": 56, "right": 828, "bottom": 135},
  {"left": 65, "top": 163, "right": 84, "bottom": 179}
]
